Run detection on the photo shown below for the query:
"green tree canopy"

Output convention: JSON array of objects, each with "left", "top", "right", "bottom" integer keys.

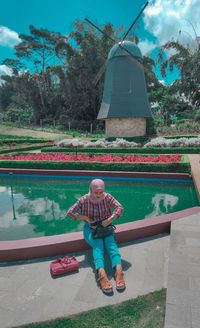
[
  {"left": 0, "top": 19, "right": 163, "bottom": 128},
  {"left": 158, "top": 40, "right": 200, "bottom": 109}
]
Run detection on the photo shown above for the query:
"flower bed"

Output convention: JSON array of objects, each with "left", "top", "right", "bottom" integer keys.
[
  {"left": 54, "top": 136, "right": 200, "bottom": 149},
  {"left": 0, "top": 159, "right": 190, "bottom": 173},
  {"left": 0, "top": 153, "right": 182, "bottom": 163},
  {"left": 42, "top": 146, "right": 200, "bottom": 154}
]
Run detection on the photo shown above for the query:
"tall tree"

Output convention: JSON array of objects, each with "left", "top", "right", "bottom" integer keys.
[
  {"left": 157, "top": 40, "right": 200, "bottom": 109},
  {"left": 15, "top": 25, "right": 63, "bottom": 72},
  {"left": 54, "top": 19, "right": 117, "bottom": 121},
  {"left": 148, "top": 85, "right": 190, "bottom": 124},
  {"left": 0, "top": 20, "right": 162, "bottom": 127},
  {"left": 12, "top": 26, "right": 66, "bottom": 122}
]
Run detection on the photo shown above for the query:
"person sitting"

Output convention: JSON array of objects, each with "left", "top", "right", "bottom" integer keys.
[{"left": 67, "top": 178, "right": 125, "bottom": 294}]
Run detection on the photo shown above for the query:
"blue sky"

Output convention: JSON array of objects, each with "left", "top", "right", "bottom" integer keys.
[{"left": 0, "top": 0, "right": 199, "bottom": 85}]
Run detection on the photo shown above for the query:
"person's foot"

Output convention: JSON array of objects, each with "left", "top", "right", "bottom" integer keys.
[
  {"left": 97, "top": 270, "right": 113, "bottom": 294},
  {"left": 115, "top": 271, "right": 126, "bottom": 290}
]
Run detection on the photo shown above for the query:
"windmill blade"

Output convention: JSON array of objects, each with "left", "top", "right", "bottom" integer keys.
[
  {"left": 122, "top": 1, "right": 149, "bottom": 41},
  {"left": 94, "top": 59, "right": 109, "bottom": 86},
  {"left": 85, "top": 18, "right": 116, "bottom": 85},
  {"left": 85, "top": 18, "right": 116, "bottom": 44},
  {"left": 85, "top": 13, "right": 146, "bottom": 86}
]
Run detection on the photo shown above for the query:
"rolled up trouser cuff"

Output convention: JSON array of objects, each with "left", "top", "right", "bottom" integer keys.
[
  {"left": 111, "top": 254, "right": 121, "bottom": 268},
  {"left": 95, "top": 258, "right": 105, "bottom": 270}
]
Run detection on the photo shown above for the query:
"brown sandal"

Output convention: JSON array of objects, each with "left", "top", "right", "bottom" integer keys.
[
  {"left": 115, "top": 271, "right": 126, "bottom": 290},
  {"left": 98, "top": 273, "right": 113, "bottom": 294}
]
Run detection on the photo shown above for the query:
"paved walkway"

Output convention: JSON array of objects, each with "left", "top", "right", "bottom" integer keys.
[
  {"left": 164, "top": 214, "right": 200, "bottom": 328},
  {"left": 163, "top": 154, "right": 200, "bottom": 328},
  {"left": 0, "top": 234, "right": 170, "bottom": 328},
  {"left": 0, "top": 215, "right": 200, "bottom": 328},
  {"left": 0, "top": 155, "right": 200, "bottom": 328}
]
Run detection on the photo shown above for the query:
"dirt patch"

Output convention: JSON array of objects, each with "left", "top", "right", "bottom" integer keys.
[{"left": 0, "top": 125, "right": 73, "bottom": 139}]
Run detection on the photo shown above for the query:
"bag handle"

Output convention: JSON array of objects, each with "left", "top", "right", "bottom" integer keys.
[
  {"left": 52, "top": 258, "right": 62, "bottom": 264},
  {"left": 62, "top": 257, "right": 71, "bottom": 264},
  {"left": 52, "top": 256, "right": 71, "bottom": 265}
]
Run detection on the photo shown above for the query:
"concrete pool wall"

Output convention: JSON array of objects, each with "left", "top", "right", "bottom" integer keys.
[{"left": 0, "top": 168, "right": 199, "bottom": 263}]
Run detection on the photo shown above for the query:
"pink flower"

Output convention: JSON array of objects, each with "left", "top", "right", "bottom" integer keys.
[{"left": 0, "top": 153, "right": 182, "bottom": 163}]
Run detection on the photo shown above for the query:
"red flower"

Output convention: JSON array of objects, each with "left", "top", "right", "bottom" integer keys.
[{"left": 0, "top": 153, "right": 182, "bottom": 163}]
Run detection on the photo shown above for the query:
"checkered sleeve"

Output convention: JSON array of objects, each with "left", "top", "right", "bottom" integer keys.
[
  {"left": 67, "top": 198, "right": 83, "bottom": 220},
  {"left": 107, "top": 193, "right": 123, "bottom": 217}
]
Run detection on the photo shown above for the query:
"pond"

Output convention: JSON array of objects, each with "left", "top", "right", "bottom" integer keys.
[{"left": 0, "top": 175, "right": 199, "bottom": 241}]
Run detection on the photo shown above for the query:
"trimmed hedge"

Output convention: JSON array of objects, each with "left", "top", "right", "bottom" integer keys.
[
  {"left": 0, "top": 138, "right": 54, "bottom": 144},
  {"left": 163, "top": 135, "right": 199, "bottom": 139},
  {"left": 0, "top": 134, "right": 36, "bottom": 139},
  {"left": 105, "top": 136, "right": 153, "bottom": 143},
  {"left": 0, "top": 144, "right": 53, "bottom": 154},
  {"left": 41, "top": 147, "right": 200, "bottom": 154},
  {"left": 0, "top": 160, "right": 191, "bottom": 173}
]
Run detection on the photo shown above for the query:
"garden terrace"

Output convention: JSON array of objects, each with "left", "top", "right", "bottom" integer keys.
[
  {"left": 0, "top": 155, "right": 190, "bottom": 173},
  {"left": 42, "top": 146, "right": 200, "bottom": 154}
]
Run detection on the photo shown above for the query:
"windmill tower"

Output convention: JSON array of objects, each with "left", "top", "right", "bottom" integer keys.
[{"left": 86, "top": 2, "right": 152, "bottom": 137}]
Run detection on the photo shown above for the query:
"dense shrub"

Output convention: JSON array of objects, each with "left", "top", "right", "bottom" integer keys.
[
  {"left": 0, "top": 138, "right": 53, "bottom": 144},
  {"left": 105, "top": 136, "right": 153, "bottom": 143},
  {"left": 0, "top": 144, "right": 53, "bottom": 154},
  {"left": 164, "top": 135, "right": 199, "bottom": 139},
  {"left": 156, "top": 121, "right": 200, "bottom": 135},
  {"left": 144, "top": 136, "right": 200, "bottom": 148},
  {"left": 42, "top": 147, "right": 200, "bottom": 154},
  {"left": 194, "top": 110, "right": 200, "bottom": 122},
  {"left": 55, "top": 138, "right": 140, "bottom": 148},
  {"left": 4, "top": 107, "right": 34, "bottom": 124},
  {"left": 146, "top": 118, "right": 156, "bottom": 135},
  {"left": 0, "top": 160, "right": 190, "bottom": 173}
]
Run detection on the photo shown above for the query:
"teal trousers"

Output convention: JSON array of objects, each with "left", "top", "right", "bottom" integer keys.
[{"left": 83, "top": 223, "right": 121, "bottom": 270}]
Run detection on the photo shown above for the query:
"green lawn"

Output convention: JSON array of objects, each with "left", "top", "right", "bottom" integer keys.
[{"left": 14, "top": 289, "right": 166, "bottom": 328}]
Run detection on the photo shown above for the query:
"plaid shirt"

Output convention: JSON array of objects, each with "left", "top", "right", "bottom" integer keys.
[{"left": 67, "top": 193, "right": 123, "bottom": 222}]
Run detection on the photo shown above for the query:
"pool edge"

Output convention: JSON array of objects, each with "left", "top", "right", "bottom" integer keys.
[
  {"left": 1, "top": 206, "right": 200, "bottom": 263},
  {"left": 0, "top": 168, "right": 192, "bottom": 180}
]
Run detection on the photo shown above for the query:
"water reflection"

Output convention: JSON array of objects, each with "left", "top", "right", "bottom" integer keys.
[
  {"left": 145, "top": 193, "right": 178, "bottom": 218},
  {"left": 0, "top": 177, "right": 198, "bottom": 241},
  {"left": 9, "top": 173, "right": 17, "bottom": 220}
]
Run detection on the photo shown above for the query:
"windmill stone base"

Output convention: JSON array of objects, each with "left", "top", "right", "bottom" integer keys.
[{"left": 105, "top": 117, "right": 146, "bottom": 137}]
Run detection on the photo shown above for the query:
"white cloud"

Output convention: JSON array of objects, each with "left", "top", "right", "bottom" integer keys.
[
  {"left": 139, "top": 39, "right": 157, "bottom": 55},
  {"left": 0, "top": 65, "right": 13, "bottom": 84},
  {"left": 144, "top": 0, "right": 200, "bottom": 50},
  {"left": 0, "top": 65, "right": 13, "bottom": 76},
  {"left": 0, "top": 26, "right": 21, "bottom": 48}
]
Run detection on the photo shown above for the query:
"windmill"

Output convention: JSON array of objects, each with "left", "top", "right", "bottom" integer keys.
[{"left": 85, "top": 1, "right": 152, "bottom": 138}]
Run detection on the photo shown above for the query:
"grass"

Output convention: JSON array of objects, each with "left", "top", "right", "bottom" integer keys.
[
  {"left": 13, "top": 289, "right": 166, "bottom": 328},
  {"left": 0, "top": 134, "right": 37, "bottom": 140},
  {"left": 0, "top": 122, "right": 105, "bottom": 139}
]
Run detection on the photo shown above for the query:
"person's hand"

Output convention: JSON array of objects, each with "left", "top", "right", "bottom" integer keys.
[
  {"left": 77, "top": 215, "right": 91, "bottom": 223},
  {"left": 85, "top": 217, "right": 94, "bottom": 223},
  {"left": 102, "top": 216, "right": 114, "bottom": 227}
]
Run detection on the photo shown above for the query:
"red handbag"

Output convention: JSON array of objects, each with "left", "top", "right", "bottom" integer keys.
[{"left": 50, "top": 256, "right": 79, "bottom": 276}]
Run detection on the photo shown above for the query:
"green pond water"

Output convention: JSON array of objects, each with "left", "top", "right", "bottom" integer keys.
[{"left": 0, "top": 176, "right": 199, "bottom": 241}]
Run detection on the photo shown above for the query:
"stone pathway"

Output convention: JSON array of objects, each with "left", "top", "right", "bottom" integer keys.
[
  {"left": 0, "top": 234, "right": 169, "bottom": 328},
  {"left": 164, "top": 214, "right": 200, "bottom": 328},
  {"left": 1, "top": 212, "right": 200, "bottom": 328}
]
